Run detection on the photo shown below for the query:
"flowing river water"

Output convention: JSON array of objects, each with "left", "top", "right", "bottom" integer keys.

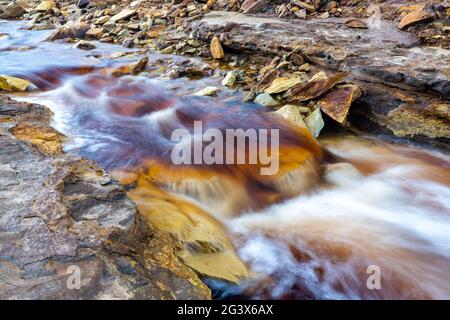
[{"left": 1, "top": 20, "right": 450, "bottom": 299}]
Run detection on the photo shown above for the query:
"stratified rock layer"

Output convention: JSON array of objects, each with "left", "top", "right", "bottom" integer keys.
[{"left": 0, "top": 96, "right": 210, "bottom": 299}]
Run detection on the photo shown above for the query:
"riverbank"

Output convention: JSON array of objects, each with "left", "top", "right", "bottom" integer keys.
[{"left": 0, "top": 1, "right": 449, "bottom": 300}]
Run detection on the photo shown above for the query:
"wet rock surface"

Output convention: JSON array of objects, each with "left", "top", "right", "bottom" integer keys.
[{"left": 0, "top": 96, "right": 210, "bottom": 299}]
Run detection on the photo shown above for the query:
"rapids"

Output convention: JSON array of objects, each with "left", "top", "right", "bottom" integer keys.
[{"left": 1, "top": 20, "right": 449, "bottom": 299}]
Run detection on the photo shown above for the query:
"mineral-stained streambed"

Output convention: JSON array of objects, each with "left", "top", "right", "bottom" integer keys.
[{"left": 1, "top": 19, "right": 449, "bottom": 299}]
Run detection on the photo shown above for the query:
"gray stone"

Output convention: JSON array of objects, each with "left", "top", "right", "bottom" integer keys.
[{"left": 254, "top": 93, "right": 278, "bottom": 107}]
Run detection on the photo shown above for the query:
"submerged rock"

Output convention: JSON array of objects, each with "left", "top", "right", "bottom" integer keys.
[
  {"left": 324, "top": 162, "right": 364, "bottom": 187},
  {"left": 318, "top": 84, "right": 362, "bottom": 124},
  {"left": 274, "top": 104, "right": 308, "bottom": 129},
  {"left": 47, "top": 23, "right": 90, "bottom": 41},
  {"left": 254, "top": 93, "right": 278, "bottom": 107},
  {"left": 110, "top": 56, "right": 149, "bottom": 77}
]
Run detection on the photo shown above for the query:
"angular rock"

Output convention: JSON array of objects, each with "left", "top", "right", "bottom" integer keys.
[
  {"left": 47, "top": 23, "right": 90, "bottom": 41},
  {"left": 294, "top": 1, "right": 316, "bottom": 12},
  {"left": 287, "top": 72, "right": 348, "bottom": 102},
  {"left": 221, "top": 71, "right": 237, "bottom": 87},
  {"left": 119, "top": 175, "right": 249, "bottom": 284},
  {"left": 256, "top": 68, "right": 281, "bottom": 91},
  {"left": 131, "top": 56, "right": 149, "bottom": 74},
  {"left": 350, "top": 83, "right": 450, "bottom": 143},
  {"left": 108, "top": 9, "right": 137, "bottom": 24},
  {"left": 194, "top": 86, "right": 219, "bottom": 96},
  {"left": 274, "top": 105, "right": 308, "bottom": 129},
  {"left": 110, "top": 56, "right": 149, "bottom": 77},
  {"left": 85, "top": 28, "right": 103, "bottom": 40},
  {"left": 160, "top": 45, "right": 175, "bottom": 54},
  {"left": 0, "top": 75, "right": 32, "bottom": 92},
  {"left": 398, "top": 4, "right": 435, "bottom": 30},
  {"left": 265, "top": 77, "right": 303, "bottom": 94},
  {"left": 254, "top": 93, "right": 278, "bottom": 107},
  {"left": 294, "top": 8, "right": 307, "bottom": 19},
  {"left": 289, "top": 53, "right": 305, "bottom": 66},
  {"left": 298, "top": 63, "right": 310, "bottom": 72},
  {"left": 0, "top": 1, "right": 25, "bottom": 19},
  {"left": 305, "top": 107, "right": 324, "bottom": 137},
  {"left": 35, "top": 1, "right": 55, "bottom": 12},
  {"left": 345, "top": 19, "right": 368, "bottom": 29},
  {"left": 75, "top": 40, "right": 96, "bottom": 50},
  {"left": 0, "top": 96, "right": 210, "bottom": 300},
  {"left": 309, "top": 71, "right": 328, "bottom": 82},
  {"left": 241, "top": 0, "right": 269, "bottom": 14},
  {"left": 77, "top": 0, "right": 90, "bottom": 9},
  {"left": 9, "top": 123, "right": 64, "bottom": 155},
  {"left": 95, "top": 16, "right": 110, "bottom": 25},
  {"left": 318, "top": 84, "right": 362, "bottom": 124}
]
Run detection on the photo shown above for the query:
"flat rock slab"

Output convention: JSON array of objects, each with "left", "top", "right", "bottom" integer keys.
[
  {"left": 194, "top": 12, "right": 450, "bottom": 142},
  {"left": 109, "top": 9, "right": 137, "bottom": 24}
]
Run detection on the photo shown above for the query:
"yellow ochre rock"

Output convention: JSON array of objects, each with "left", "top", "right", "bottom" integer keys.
[
  {"left": 210, "top": 36, "right": 224, "bottom": 59},
  {"left": 0, "top": 75, "right": 32, "bottom": 92}
]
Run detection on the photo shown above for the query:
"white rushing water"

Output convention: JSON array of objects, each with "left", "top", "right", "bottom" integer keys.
[{"left": 227, "top": 139, "right": 450, "bottom": 299}]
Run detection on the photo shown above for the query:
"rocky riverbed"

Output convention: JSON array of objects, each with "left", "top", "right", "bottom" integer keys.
[{"left": 0, "top": 0, "right": 449, "bottom": 300}]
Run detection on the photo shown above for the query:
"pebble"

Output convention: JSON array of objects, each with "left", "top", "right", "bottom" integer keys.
[{"left": 221, "top": 71, "right": 237, "bottom": 87}]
